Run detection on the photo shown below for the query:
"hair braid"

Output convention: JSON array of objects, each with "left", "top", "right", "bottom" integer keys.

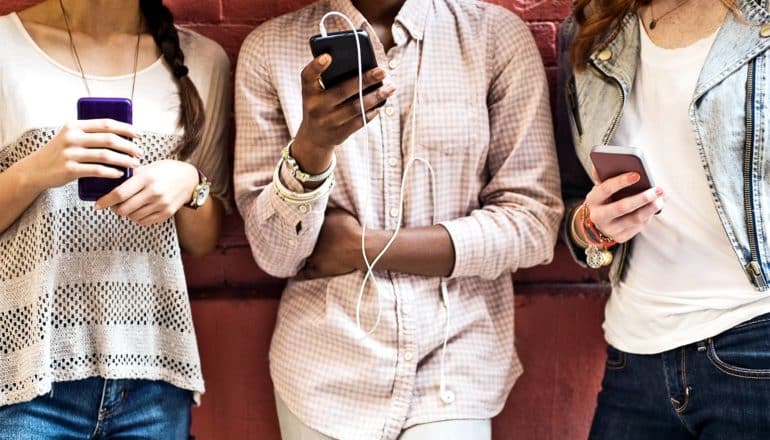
[{"left": 139, "top": 0, "right": 205, "bottom": 159}]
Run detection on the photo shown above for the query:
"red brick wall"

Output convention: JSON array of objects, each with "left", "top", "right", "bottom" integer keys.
[{"left": 1, "top": 1, "right": 608, "bottom": 439}]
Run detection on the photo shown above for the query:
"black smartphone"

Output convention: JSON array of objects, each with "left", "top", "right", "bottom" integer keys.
[
  {"left": 77, "top": 97, "right": 134, "bottom": 201},
  {"left": 590, "top": 145, "right": 656, "bottom": 202},
  {"left": 309, "top": 29, "right": 383, "bottom": 101}
]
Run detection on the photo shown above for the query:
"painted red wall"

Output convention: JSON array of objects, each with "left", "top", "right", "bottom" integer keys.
[{"left": 1, "top": 1, "right": 609, "bottom": 439}]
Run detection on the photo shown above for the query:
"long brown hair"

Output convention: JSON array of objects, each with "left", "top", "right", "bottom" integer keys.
[
  {"left": 139, "top": 0, "right": 205, "bottom": 159},
  {"left": 571, "top": 0, "right": 740, "bottom": 68}
]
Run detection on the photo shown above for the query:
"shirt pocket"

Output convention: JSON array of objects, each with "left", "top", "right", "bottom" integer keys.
[{"left": 415, "top": 96, "right": 485, "bottom": 157}]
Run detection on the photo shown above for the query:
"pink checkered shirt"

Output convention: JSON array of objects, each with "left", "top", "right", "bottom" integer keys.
[{"left": 234, "top": 0, "right": 563, "bottom": 438}]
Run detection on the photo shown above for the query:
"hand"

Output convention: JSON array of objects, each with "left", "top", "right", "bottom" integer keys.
[
  {"left": 291, "top": 54, "right": 395, "bottom": 176},
  {"left": 94, "top": 159, "right": 199, "bottom": 226},
  {"left": 300, "top": 209, "right": 366, "bottom": 280},
  {"left": 584, "top": 171, "right": 667, "bottom": 243},
  {"left": 23, "top": 119, "right": 143, "bottom": 192}
]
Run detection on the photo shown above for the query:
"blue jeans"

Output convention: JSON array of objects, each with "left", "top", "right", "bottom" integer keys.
[
  {"left": 589, "top": 312, "right": 770, "bottom": 439},
  {"left": 0, "top": 377, "right": 192, "bottom": 439}
]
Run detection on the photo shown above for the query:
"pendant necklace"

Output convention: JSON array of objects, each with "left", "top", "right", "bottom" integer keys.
[
  {"left": 59, "top": 0, "right": 142, "bottom": 99},
  {"left": 649, "top": 0, "right": 695, "bottom": 30}
]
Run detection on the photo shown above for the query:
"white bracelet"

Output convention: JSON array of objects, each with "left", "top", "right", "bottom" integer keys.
[
  {"left": 272, "top": 156, "right": 334, "bottom": 205},
  {"left": 281, "top": 139, "right": 337, "bottom": 183}
]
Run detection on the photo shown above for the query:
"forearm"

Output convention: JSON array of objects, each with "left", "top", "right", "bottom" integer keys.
[
  {"left": 175, "top": 196, "right": 224, "bottom": 257},
  {"left": 0, "top": 158, "right": 45, "bottom": 235},
  {"left": 363, "top": 225, "right": 455, "bottom": 277}
]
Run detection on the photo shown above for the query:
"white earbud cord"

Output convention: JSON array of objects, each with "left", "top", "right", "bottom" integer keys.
[{"left": 320, "top": 11, "right": 453, "bottom": 404}]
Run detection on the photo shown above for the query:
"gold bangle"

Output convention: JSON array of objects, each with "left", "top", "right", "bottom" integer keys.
[{"left": 570, "top": 204, "right": 589, "bottom": 248}]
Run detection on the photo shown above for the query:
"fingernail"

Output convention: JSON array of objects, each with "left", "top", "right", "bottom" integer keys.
[
  {"left": 136, "top": 149, "right": 144, "bottom": 158},
  {"left": 381, "top": 84, "right": 396, "bottom": 96},
  {"left": 629, "top": 172, "right": 640, "bottom": 183},
  {"left": 94, "top": 203, "right": 102, "bottom": 210},
  {"left": 319, "top": 54, "right": 331, "bottom": 66},
  {"left": 655, "top": 188, "right": 664, "bottom": 197},
  {"left": 373, "top": 68, "right": 386, "bottom": 80}
]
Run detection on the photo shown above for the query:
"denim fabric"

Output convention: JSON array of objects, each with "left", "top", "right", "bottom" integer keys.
[
  {"left": 0, "top": 378, "right": 192, "bottom": 439},
  {"left": 556, "top": 0, "right": 770, "bottom": 289},
  {"left": 589, "top": 313, "right": 770, "bottom": 439}
]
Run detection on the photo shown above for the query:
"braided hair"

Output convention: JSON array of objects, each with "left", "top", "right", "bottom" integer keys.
[{"left": 139, "top": 0, "right": 205, "bottom": 159}]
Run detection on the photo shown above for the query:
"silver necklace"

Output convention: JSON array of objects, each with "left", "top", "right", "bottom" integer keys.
[{"left": 58, "top": 0, "right": 142, "bottom": 99}]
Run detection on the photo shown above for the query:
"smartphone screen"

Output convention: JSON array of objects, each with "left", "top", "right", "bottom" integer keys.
[{"left": 77, "top": 97, "right": 133, "bottom": 201}]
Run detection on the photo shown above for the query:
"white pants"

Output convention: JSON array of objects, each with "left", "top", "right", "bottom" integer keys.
[{"left": 275, "top": 395, "right": 492, "bottom": 440}]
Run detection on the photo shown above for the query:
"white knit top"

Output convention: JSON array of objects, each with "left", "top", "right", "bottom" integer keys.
[{"left": 0, "top": 13, "right": 231, "bottom": 406}]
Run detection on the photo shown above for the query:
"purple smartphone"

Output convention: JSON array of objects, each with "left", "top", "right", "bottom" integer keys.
[{"left": 77, "top": 97, "right": 134, "bottom": 201}]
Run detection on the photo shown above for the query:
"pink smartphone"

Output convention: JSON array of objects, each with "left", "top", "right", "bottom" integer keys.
[{"left": 590, "top": 145, "right": 656, "bottom": 202}]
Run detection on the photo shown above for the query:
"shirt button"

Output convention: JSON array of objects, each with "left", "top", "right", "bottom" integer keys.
[
  {"left": 389, "top": 207, "right": 399, "bottom": 218},
  {"left": 385, "top": 106, "right": 396, "bottom": 117},
  {"left": 761, "top": 24, "right": 770, "bottom": 38},
  {"left": 298, "top": 204, "right": 309, "bottom": 214},
  {"left": 597, "top": 49, "right": 612, "bottom": 61},
  {"left": 388, "top": 157, "right": 399, "bottom": 167},
  {"left": 404, "top": 352, "right": 414, "bottom": 362},
  {"left": 388, "top": 59, "right": 399, "bottom": 70},
  {"left": 401, "top": 305, "right": 411, "bottom": 316}
]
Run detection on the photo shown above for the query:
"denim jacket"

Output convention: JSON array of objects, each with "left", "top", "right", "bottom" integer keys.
[{"left": 556, "top": 0, "right": 770, "bottom": 290}]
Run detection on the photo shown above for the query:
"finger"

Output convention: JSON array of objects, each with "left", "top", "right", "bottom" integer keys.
[
  {"left": 70, "top": 163, "right": 125, "bottom": 180},
  {"left": 128, "top": 203, "right": 161, "bottom": 223},
  {"left": 606, "top": 187, "right": 664, "bottom": 217},
  {"left": 604, "top": 197, "right": 665, "bottom": 239},
  {"left": 585, "top": 171, "right": 640, "bottom": 207},
  {"left": 335, "top": 108, "right": 380, "bottom": 137},
  {"left": 94, "top": 174, "right": 146, "bottom": 210},
  {"left": 136, "top": 210, "right": 171, "bottom": 226},
  {"left": 68, "top": 147, "right": 141, "bottom": 169},
  {"left": 329, "top": 67, "right": 387, "bottom": 105},
  {"left": 111, "top": 189, "right": 155, "bottom": 218},
  {"left": 333, "top": 84, "right": 396, "bottom": 125},
  {"left": 73, "top": 133, "right": 143, "bottom": 158},
  {"left": 590, "top": 167, "right": 600, "bottom": 183},
  {"left": 301, "top": 54, "right": 332, "bottom": 93},
  {"left": 76, "top": 119, "right": 139, "bottom": 138}
]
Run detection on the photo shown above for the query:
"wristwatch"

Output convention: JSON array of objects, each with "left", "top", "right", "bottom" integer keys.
[
  {"left": 281, "top": 139, "right": 336, "bottom": 183},
  {"left": 188, "top": 167, "right": 211, "bottom": 209}
]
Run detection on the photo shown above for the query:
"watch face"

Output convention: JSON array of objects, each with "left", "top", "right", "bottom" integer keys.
[{"left": 195, "top": 184, "right": 211, "bottom": 206}]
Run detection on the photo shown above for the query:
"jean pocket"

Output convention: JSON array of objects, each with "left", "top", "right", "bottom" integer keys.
[
  {"left": 606, "top": 345, "right": 626, "bottom": 371},
  {"left": 706, "top": 314, "right": 770, "bottom": 379}
]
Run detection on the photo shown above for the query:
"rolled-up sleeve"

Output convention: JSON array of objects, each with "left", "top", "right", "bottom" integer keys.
[
  {"left": 440, "top": 11, "right": 564, "bottom": 280},
  {"left": 234, "top": 29, "right": 329, "bottom": 279}
]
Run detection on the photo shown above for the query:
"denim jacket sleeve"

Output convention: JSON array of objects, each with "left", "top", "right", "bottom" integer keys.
[{"left": 556, "top": 16, "right": 594, "bottom": 268}]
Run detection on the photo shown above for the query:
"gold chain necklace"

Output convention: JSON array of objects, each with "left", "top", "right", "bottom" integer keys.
[
  {"left": 58, "top": 0, "right": 142, "bottom": 99},
  {"left": 649, "top": 0, "right": 695, "bottom": 30}
]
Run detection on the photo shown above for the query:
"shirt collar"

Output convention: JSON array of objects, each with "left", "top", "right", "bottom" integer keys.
[{"left": 325, "top": 0, "right": 431, "bottom": 41}]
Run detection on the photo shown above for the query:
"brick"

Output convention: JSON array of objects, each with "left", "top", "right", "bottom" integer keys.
[
  {"left": 167, "top": 0, "right": 222, "bottom": 23},
  {"left": 528, "top": 21, "right": 557, "bottom": 66},
  {"left": 222, "top": 0, "right": 316, "bottom": 25},
  {"left": 0, "top": 0, "right": 37, "bottom": 15},
  {"left": 185, "top": 24, "right": 256, "bottom": 63},
  {"left": 491, "top": 0, "right": 572, "bottom": 21}
]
